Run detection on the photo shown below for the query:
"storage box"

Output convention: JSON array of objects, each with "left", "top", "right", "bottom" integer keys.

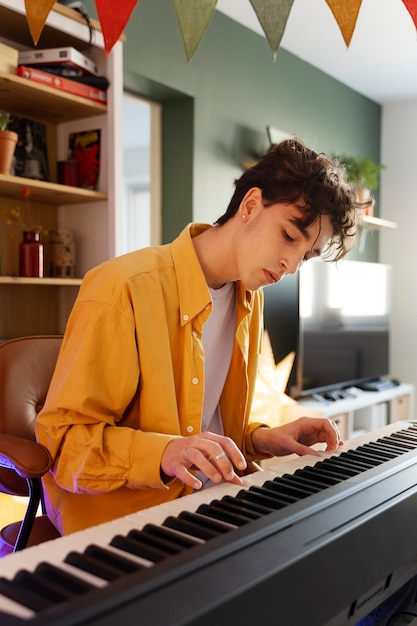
[{"left": 0, "top": 43, "right": 18, "bottom": 74}]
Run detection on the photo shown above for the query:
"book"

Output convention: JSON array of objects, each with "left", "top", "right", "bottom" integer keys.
[
  {"left": 17, "top": 66, "right": 107, "bottom": 105},
  {"left": 68, "top": 129, "right": 101, "bottom": 190},
  {"left": 18, "top": 46, "right": 98, "bottom": 76},
  {"left": 23, "top": 65, "right": 110, "bottom": 90}
]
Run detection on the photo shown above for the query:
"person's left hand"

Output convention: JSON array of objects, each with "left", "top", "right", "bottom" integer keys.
[{"left": 251, "top": 416, "right": 342, "bottom": 458}]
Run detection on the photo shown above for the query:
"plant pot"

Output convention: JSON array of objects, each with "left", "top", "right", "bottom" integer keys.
[{"left": 0, "top": 129, "right": 18, "bottom": 175}]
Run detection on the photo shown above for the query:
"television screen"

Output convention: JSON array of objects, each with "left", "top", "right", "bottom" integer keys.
[{"left": 263, "top": 259, "right": 392, "bottom": 399}]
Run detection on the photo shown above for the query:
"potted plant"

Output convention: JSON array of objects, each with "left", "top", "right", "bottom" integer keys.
[
  {"left": 333, "top": 153, "right": 385, "bottom": 190},
  {"left": 333, "top": 153, "right": 385, "bottom": 216},
  {"left": 0, "top": 112, "right": 18, "bottom": 175}
]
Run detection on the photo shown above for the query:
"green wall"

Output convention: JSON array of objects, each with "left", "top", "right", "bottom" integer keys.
[{"left": 87, "top": 0, "right": 381, "bottom": 260}]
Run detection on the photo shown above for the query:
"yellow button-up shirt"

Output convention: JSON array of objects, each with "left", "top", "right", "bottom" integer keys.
[{"left": 36, "top": 223, "right": 265, "bottom": 534}]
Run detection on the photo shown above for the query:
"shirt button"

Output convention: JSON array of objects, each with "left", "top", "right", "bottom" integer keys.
[
  {"left": 183, "top": 314, "right": 189, "bottom": 321},
  {"left": 186, "top": 426, "right": 194, "bottom": 433},
  {"left": 192, "top": 377, "right": 199, "bottom": 385}
]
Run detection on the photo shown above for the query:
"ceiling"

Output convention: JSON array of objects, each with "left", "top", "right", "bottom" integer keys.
[{"left": 216, "top": 0, "right": 417, "bottom": 105}]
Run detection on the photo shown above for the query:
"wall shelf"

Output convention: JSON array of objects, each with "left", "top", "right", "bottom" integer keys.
[
  {"left": 0, "top": 276, "right": 82, "bottom": 286},
  {"left": 0, "top": 174, "right": 107, "bottom": 204},
  {"left": 362, "top": 215, "right": 398, "bottom": 229}
]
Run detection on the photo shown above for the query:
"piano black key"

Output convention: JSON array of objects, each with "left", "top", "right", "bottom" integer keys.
[
  {"left": 163, "top": 514, "right": 222, "bottom": 540},
  {"left": 294, "top": 466, "right": 342, "bottom": 486},
  {"left": 320, "top": 458, "right": 362, "bottom": 477},
  {"left": 178, "top": 510, "right": 235, "bottom": 534},
  {"left": 110, "top": 534, "right": 167, "bottom": 563},
  {"left": 36, "top": 561, "right": 95, "bottom": 595},
  {"left": 325, "top": 454, "right": 372, "bottom": 473},
  {"left": 210, "top": 497, "right": 265, "bottom": 520},
  {"left": 263, "top": 479, "right": 312, "bottom": 500},
  {"left": 363, "top": 442, "right": 399, "bottom": 458},
  {"left": 236, "top": 486, "right": 289, "bottom": 510},
  {"left": 65, "top": 544, "right": 142, "bottom": 581},
  {"left": 389, "top": 431, "right": 417, "bottom": 445},
  {"left": 138, "top": 526, "right": 189, "bottom": 554},
  {"left": 377, "top": 437, "right": 414, "bottom": 452},
  {"left": 221, "top": 494, "right": 275, "bottom": 516},
  {"left": 353, "top": 445, "right": 393, "bottom": 463},
  {"left": 0, "top": 576, "right": 53, "bottom": 612},
  {"left": 256, "top": 484, "right": 300, "bottom": 504},
  {"left": 140, "top": 523, "right": 199, "bottom": 549},
  {"left": 338, "top": 450, "right": 381, "bottom": 468},
  {"left": 139, "top": 524, "right": 199, "bottom": 551},
  {"left": 279, "top": 473, "right": 326, "bottom": 494},
  {"left": 196, "top": 502, "right": 251, "bottom": 526},
  {"left": 14, "top": 568, "right": 76, "bottom": 604}
]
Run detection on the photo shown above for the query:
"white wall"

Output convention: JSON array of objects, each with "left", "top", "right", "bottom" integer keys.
[{"left": 380, "top": 101, "right": 417, "bottom": 416}]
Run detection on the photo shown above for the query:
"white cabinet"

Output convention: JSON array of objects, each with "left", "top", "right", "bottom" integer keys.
[{"left": 280, "top": 384, "right": 414, "bottom": 440}]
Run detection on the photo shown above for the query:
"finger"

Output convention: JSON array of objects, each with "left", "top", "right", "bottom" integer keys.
[
  {"left": 186, "top": 446, "right": 243, "bottom": 486},
  {"left": 198, "top": 433, "right": 247, "bottom": 472}
]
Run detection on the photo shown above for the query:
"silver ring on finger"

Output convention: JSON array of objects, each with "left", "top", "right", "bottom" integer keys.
[
  {"left": 183, "top": 447, "right": 193, "bottom": 462},
  {"left": 213, "top": 451, "right": 226, "bottom": 462}
]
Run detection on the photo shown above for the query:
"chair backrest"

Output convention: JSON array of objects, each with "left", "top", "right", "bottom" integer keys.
[{"left": 0, "top": 335, "right": 62, "bottom": 497}]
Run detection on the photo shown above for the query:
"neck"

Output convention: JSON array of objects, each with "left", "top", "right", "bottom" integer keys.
[{"left": 192, "top": 225, "right": 236, "bottom": 289}]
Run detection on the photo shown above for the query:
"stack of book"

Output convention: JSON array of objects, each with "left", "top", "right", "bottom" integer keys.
[{"left": 17, "top": 47, "right": 109, "bottom": 105}]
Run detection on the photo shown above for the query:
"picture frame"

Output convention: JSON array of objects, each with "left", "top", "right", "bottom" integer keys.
[{"left": 8, "top": 115, "right": 50, "bottom": 181}]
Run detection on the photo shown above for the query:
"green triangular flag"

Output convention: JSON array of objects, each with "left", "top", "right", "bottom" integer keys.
[
  {"left": 173, "top": 0, "right": 218, "bottom": 62},
  {"left": 249, "top": 0, "right": 295, "bottom": 59}
]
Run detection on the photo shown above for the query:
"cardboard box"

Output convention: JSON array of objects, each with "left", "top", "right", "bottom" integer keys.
[
  {"left": 18, "top": 47, "right": 98, "bottom": 76},
  {"left": 0, "top": 43, "right": 18, "bottom": 74}
]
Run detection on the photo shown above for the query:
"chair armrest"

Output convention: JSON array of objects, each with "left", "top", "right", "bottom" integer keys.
[{"left": 0, "top": 434, "right": 52, "bottom": 479}]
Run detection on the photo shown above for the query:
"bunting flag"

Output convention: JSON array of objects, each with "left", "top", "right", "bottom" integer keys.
[
  {"left": 24, "top": 0, "right": 56, "bottom": 45},
  {"left": 173, "top": 0, "right": 218, "bottom": 62},
  {"left": 95, "top": 0, "right": 138, "bottom": 55},
  {"left": 402, "top": 0, "right": 417, "bottom": 29},
  {"left": 249, "top": 0, "right": 295, "bottom": 59},
  {"left": 325, "top": 0, "right": 363, "bottom": 47}
]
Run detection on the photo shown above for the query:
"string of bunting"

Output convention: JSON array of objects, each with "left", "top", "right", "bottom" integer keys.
[{"left": 23, "top": 0, "right": 417, "bottom": 60}]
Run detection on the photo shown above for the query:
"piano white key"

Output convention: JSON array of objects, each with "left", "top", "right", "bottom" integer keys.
[{"left": 0, "top": 592, "right": 35, "bottom": 620}]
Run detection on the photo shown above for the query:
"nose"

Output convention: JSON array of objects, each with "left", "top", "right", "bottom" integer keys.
[{"left": 281, "top": 253, "right": 305, "bottom": 275}]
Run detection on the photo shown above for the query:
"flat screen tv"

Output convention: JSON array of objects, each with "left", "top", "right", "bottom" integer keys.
[{"left": 263, "top": 259, "right": 392, "bottom": 399}]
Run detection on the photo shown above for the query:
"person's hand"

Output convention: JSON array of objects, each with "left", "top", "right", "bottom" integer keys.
[
  {"left": 251, "top": 417, "right": 343, "bottom": 458},
  {"left": 161, "top": 431, "right": 247, "bottom": 490}
]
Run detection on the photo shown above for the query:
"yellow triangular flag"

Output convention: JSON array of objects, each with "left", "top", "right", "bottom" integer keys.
[
  {"left": 173, "top": 0, "right": 218, "bottom": 62},
  {"left": 325, "top": 0, "right": 363, "bottom": 47},
  {"left": 24, "top": 0, "right": 56, "bottom": 45},
  {"left": 249, "top": 0, "right": 295, "bottom": 60}
]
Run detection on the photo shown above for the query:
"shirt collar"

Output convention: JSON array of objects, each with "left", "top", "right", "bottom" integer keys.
[{"left": 171, "top": 223, "right": 254, "bottom": 326}]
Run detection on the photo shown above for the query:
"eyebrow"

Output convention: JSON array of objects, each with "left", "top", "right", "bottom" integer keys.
[{"left": 289, "top": 216, "right": 323, "bottom": 257}]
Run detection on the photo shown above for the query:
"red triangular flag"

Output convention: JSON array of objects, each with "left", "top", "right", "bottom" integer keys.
[
  {"left": 325, "top": 0, "right": 363, "bottom": 47},
  {"left": 24, "top": 0, "right": 56, "bottom": 45},
  {"left": 402, "top": 0, "right": 417, "bottom": 29},
  {"left": 95, "top": 0, "right": 138, "bottom": 55}
]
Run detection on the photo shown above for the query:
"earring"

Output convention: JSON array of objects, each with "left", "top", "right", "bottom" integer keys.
[{"left": 242, "top": 214, "right": 247, "bottom": 220}]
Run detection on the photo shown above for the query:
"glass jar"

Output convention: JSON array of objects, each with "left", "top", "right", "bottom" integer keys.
[{"left": 19, "top": 231, "right": 43, "bottom": 277}]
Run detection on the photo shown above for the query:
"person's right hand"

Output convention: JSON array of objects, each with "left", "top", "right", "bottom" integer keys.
[{"left": 161, "top": 431, "right": 247, "bottom": 489}]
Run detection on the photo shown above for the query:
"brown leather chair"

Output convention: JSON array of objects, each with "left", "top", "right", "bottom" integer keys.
[{"left": 0, "top": 335, "right": 62, "bottom": 557}]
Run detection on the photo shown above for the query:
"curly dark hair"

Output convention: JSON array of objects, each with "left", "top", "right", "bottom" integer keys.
[{"left": 215, "top": 138, "right": 369, "bottom": 261}]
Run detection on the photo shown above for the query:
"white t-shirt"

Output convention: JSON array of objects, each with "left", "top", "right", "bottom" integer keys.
[{"left": 195, "top": 281, "right": 236, "bottom": 488}]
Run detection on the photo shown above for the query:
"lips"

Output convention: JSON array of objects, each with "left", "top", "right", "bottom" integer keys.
[{"left": 264, "top": 270, "right": 281, "bottom": 285}]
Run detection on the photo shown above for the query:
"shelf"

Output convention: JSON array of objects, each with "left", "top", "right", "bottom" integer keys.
[
  {"left": 0, "top": 276, "right": 82, "bottom": 286},
  {"left": 0, "top": 174, "right": 107, "bottom": 204},
  {"left": 0, "top": 71, "right": 107, "bottom": 123},
  {"left": 362, "top": 215, "right": 398, "bottom": 229}
]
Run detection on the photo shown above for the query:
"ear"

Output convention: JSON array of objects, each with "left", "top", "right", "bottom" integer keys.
[{"left": 240, "top": 187, "right": 263, "bottom": 220}]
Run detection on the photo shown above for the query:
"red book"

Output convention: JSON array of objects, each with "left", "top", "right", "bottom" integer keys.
[{"left": 17, "top": 66, "right": 107, "bottom": 105}]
